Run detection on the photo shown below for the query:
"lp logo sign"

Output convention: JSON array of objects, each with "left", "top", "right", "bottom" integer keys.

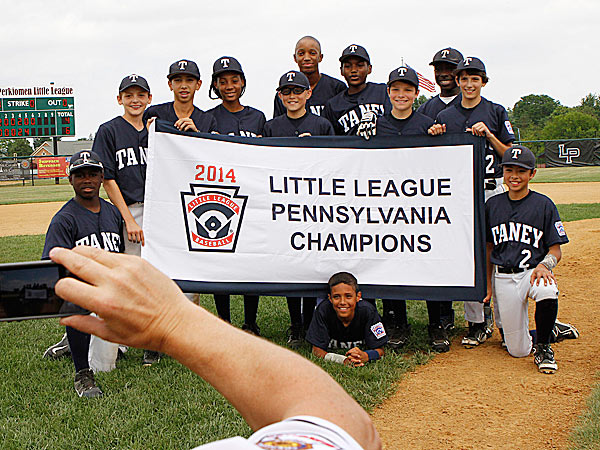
[{"left": 558, "top": 144, "right": 580, "bottom": 164}]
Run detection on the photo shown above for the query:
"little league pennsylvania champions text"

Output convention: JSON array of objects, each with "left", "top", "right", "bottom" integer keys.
[{"left": 269, "top": 175, "right": 455, "bottom": 254}]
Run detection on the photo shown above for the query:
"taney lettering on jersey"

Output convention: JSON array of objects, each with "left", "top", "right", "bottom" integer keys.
[
  {"left": 329, "top": 338, "right": 365, "bottom": 349},
  {"left": 491, "top": 222, "right": 544, "bottom": 248},
  {"left": 75, "top": 232, "right": 122, "bottom": 251},
  {"left": 115, "top": 146, "right": 147, "bottom": 170},
  {"left": 338, "top": 104, "right": 385, "bottom": 133}
]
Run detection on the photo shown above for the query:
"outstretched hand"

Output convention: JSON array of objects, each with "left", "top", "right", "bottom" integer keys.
[{"left": 51, "top": 246, "right": 191, "bottom": 353}]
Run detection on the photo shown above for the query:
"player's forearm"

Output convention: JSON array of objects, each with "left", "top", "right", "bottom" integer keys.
[
  {"left": 103, "top": 180, "right": 136, "bottom": 224},
  {"left": 169, "top": 310, "right": 380, "bottom": 449},
  {"left": 312, "top": 346, "right": 328, "bottom": 359},
  {"left": 548, "top": 244, "right": 562, "bottom": 263},
  {"left": 487, "top": 134, "right": 511, "bottom": 158}
]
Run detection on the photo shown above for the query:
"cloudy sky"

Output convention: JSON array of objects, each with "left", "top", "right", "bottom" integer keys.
[{"left": 3, "top": 0, "right": 597, "bottom": 139}]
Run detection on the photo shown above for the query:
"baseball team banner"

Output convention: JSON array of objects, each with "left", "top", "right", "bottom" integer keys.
[
  {"left": 142, "top": 121, "right": 486, "bottom": 300},
  {"left": 544, "top": 139, "right": 600, "bottom": 167}
]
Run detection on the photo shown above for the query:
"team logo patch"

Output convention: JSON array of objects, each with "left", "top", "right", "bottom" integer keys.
[
  {"left": 554, "top": 221, "right": 566, "bottom": 237},
  {"left": 505, "top": 120, "right": 514, "bottom": 135},
  {"left": 181, "top": 184, "right": 248, "bottom": 252},
  {"left": 370, "top": 322, "right": 386, "bottom": 339}
]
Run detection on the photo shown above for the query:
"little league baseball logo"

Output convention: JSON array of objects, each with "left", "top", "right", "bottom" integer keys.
[{"left": 180, "top": 184, "right": 248, "bottom": 252}]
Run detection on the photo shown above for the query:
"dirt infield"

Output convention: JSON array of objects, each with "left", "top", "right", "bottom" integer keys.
[
  {"left": 531, "top": 181, "right": 600, "bottom": 204},
  {"left": 372, "top": 218, "right": 600, "bottom": 449},
  {"left": 0, "top": 201, "right": 63, "bottom": 237},
  {"left": 0, "top": 185, "right": 599, "bottom": 449}
]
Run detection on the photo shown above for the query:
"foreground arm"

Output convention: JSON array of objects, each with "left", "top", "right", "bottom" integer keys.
[
  {"left": 52, "top": 246, "right": 380, "bottom": 450},
  {"left": 103, "top": 179, "right": 144, "bottom": 245}
]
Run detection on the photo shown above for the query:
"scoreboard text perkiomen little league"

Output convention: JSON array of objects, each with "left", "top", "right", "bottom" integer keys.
[{"left": 0, "top": 86, "right": 75, "bottom": 138}]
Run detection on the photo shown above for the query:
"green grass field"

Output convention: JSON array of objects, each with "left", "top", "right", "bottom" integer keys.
[
  {"left": 0, "top": 234, "right": 446, "bottom": 449},
  {"left": 533, "top": 166, "right": 600, "bottom": 183}
]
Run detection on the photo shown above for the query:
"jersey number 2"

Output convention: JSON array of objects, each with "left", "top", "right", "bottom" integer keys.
[
  {"left": 519, "top": 249, "right": 531, "bottom": 269},
  {"left": 485, "top": 155, "right": 495, "bottom": 174}
]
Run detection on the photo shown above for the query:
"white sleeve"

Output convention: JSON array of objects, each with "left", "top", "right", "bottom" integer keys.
[{"left": 191, "top": 416, "right": 364, "bottom": 450}]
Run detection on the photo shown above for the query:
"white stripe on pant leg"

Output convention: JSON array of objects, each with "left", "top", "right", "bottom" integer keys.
[
  {"left": 464, "top": 301, "right": 485, "bottom": 323},
  {"left": 124, "top": 202, "right": 143, "bottom": 257},
  {"left": 494, "top": 271, "right": 532, "bottom": 357}
]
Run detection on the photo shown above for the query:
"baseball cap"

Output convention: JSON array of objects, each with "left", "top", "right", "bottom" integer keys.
[
  {"left": 430, "top": 47, "right": 463, "bottom": 66},
  {"left": 119, "top": 74, "right": 150, "bottom": 93},
  {"left": 212, "top": 56, "right": 244, "bottom": 77},
  {"left": 500, "top": 145, "right": 536, "bottom": 170},
  {"left": 387, "top": 66, "right": 419, "bottom": 89},
  {"left": 339, "top": 44, "right": 370, "bottom": 64},
  {"left": 277, "top": 71, "right": 310, "bottom": 91},
  {"left": 68, "top": 150, "right": 104, "bottom": 174},
  {"left": 168, "top": 59, "right": 201, "bottom": 80},
  {"left": 455, "top": 57, "right": 486, "bottom": 74}
]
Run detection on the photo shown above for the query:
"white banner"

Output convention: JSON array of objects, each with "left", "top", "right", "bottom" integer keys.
[{"left": 142, "top": 124, "right": 478, "bottom": 292}]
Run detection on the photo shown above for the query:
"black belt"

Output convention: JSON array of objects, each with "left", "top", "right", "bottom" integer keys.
[
  {"left": 484, "top": 179, "right": 497, "bottom": 190},
  {"left": 497, "top": 266, "right": 525, "bottom": 274}
]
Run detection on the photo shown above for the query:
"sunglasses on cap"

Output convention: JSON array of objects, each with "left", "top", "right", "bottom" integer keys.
[{"left": 279, "top": 87, "right": 307, "bottom": 95}]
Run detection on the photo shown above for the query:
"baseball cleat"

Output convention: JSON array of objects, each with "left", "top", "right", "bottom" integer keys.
[
  {"left": 43, "top": 333, "right": 71, "bottom": 359},
  {"left": 462, "top": 322, "right": 487, "bottom": 348},
  {"left": 387, "top": 324, "right": 411, "bottom": 350},
  {"left": 74, "top": 368, "right": 103, "bottom": 398},
  {"left": 287, "top": 324, "right": 304, "bottom": 349},
  {"left": 241, "top": 323, "right": 261, "bottom": 337},
  {"left": 533, "top": 344, "right": 557, "bottom": 374},
  {"left": 142, "top": 350, "right": 161, "bottom": 366},
  {"left": 552, "top": 321, "right": 579, "bottom": 342},
  {"left": 428, "top": 324, "right": 450, "bottom": 353}
]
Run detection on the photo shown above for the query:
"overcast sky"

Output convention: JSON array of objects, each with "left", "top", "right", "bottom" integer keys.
[{"left": 3, "top": 0, "right": 598, "bottom": 139}]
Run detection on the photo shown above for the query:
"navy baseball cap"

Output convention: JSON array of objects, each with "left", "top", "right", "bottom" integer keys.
[
  {"left": 430, "top": 47, "right": 463, "bottom": 66},
  {"left": 277, "top": 71, "right": 310, "bottom": 91},
  {"left": 387, "top": 66, "right": 419, "bottom": 89},
  {"left": 119, "top": 74, "right": 150, "bottom": 93},
  {"left": 68, "top": 150, "right": 104, "bottom": 174},
  {"left": 339, "top": 44, "right": 370, "bottom": 64},
  {"left": 168, "top": 59, "right": 201, "bottom": 80},
  {"left": 212, "top": 56, "right": 244, "bottom": 77},
  {"left": 456, "top": 57, "right": 486, "bottom": 74},
  {"left": 500, "top": 145, "right": 536, "bottom": 170}
]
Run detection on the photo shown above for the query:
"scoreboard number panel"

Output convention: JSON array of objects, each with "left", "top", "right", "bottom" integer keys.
[{"left": 0, "top": 96, "right": 75, "bottom": 138}]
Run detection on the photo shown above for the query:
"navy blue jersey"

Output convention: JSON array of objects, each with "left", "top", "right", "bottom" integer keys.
[
  {"left": 417, "top": 93, "right": 462, "bottom": 120},
  {"left": 42, "top": 198, "right": 124, "bottom": 259},
  {"left": 143, "top": 102, "right": 217, "bottom": 133},
  {"left": 435, "top": 97, "right": 515, "bottom": 179},
  {"left": 207, "top": 104, "right": 266, "bottom": 137},
  {"left": 323, "top": 82, "right": 392, "bottom": 136},
  {"left": 263, "top": 111, "right": 334, "bottom": 137},
  {"left": 485, "top": 191, "right": 568, "bottom": 269},
  {"left": 92, "top": 116, "right": 147, "bottom": 205},
  {"left": 306, "top": 300, "right": 388, "bottom": 351},
  {"left": 273, "top": 73, "right": 346, "bottom": 118},
  {"left": 376, "top": 111, "right": 434, "bottom": 136}
]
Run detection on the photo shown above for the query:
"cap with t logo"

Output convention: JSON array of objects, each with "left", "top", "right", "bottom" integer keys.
[
  {"left": 276, "top": 71, "right": 310, "bottom": 91},
  {"left": 168, "top": 59, "right": 201, "bottom": 80},
  {"left": 68, "top": 150, "right": 104, "bottom": 174},
  {"left": 339, "top": 44, "right": 370, "bottom": 64},
  {"left": 387, "top": 66, "right": 419, "bottom": 88},
  {"left": 118, "top": 74, "right": 150, "bottom": 93},
  {"left": 500, "top": 145, "right": 536, "bottom": 170}
]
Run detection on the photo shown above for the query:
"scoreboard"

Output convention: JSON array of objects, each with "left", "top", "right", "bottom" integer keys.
[{"left": 0, "top": 95, "right": 75, "bottom": 138}]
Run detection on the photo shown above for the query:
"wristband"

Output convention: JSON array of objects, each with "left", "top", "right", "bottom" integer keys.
[
  {"left": 324, "top": 353, "right": 347, "bottom": 364},
  {"left": 366, "top": 350, "right": 380, "bottom": 361},
  {"left": 541, "top": 253, "right": 558, "bottom": 271}
]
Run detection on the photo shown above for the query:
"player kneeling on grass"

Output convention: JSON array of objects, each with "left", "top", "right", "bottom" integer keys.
[
  {"left": 42, "top": 151, "right": 124, "bottom": 397},
  {"left": 306, "top": 272, "right": 387, "bottom": 367},
  {"left": 484, "top": 145, "right": 574, "bottom": 374}
]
